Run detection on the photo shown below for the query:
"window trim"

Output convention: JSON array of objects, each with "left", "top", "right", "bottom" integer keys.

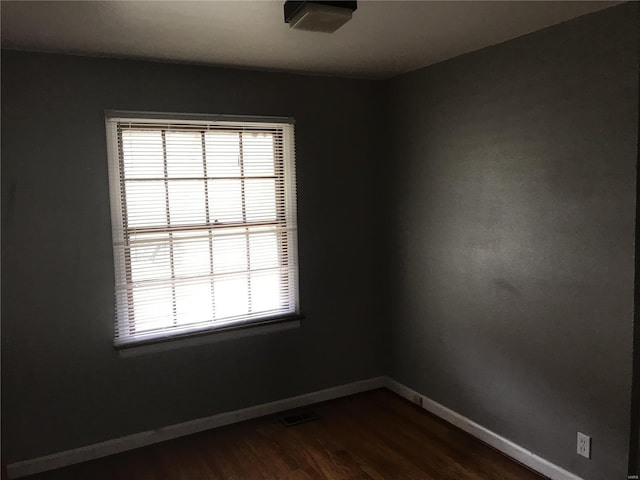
[
  {"left": 105, "top": 111, "right": 300, "bottom": 348},
  {"left": 105, "top": 110, "right": 295, "bottom": 127},
  {"left": 118, "top": 315, "right": 304, "bottom": 355}
]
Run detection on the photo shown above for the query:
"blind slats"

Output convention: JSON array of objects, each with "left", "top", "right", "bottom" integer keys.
[{"left": 106, "top": 114, "right": 299, "bottom": 346}]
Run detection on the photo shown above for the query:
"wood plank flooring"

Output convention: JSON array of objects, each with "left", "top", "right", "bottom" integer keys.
[{"left": 25, "top": 389, "right": 546, "bottom": 480}]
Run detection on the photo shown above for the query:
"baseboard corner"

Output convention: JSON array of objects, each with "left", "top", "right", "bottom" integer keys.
[{"left": 383, "top": 376, "right": 584, "bottom": 480}]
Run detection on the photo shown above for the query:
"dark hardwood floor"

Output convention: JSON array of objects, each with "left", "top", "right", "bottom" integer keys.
[{"left": 25, "top": 389, "right": 546, "bottom": 479}]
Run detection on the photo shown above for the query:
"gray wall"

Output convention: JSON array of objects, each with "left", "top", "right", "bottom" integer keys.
[
  {"left": 387, "top": 3, "right": 639, "bottom": 480},
  {"left": 633, "top": 39, "right": 640, "bottom": 475},
  {"left": 1, "top": 52, "right": 386, "bottom": 462}
]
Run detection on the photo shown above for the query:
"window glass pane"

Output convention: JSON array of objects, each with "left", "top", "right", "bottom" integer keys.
[
  {"left": 249, "top": 232, "right": 279, "bottom": 270},
  {"left": 251, "top": 271, "right": 281, "bottom": 313},
  {"left": 122, "top": 130, "right": 164, "bottom": 179},
  {"left": 125, "top": 180, "right": 167, "bottom": 227},
  {"left": 165, "top": 131, "right": 204, "bottom": 178},
  {"left": 243, "top": 133, "right": 275, "bottom": 177},
  {"left": 132, "top": 286, "right": 174, "bottom": 332},
  {"left": 205, "top": 132, "right": 240, "bottom": 177},
  {"left": 212, "top": 233, "right": 247, "bottom": 274},
  {"left": 173, "top": 235, "right": 211, "bottom": 278},
  {"left": 208, "top": 179, "right": 243, "bottom": 223},
  {"left": 175, "top": 282, "right": 213, "bottom": 325},
  {"left": 245, "top": 179, "right": 276, "bottom": 222},
  {"left": 214, "top": 276, "right": 248, "bottom": 320},
  {"left": 168, "top": 180, "right": 206, "bottom": 225},
  {"left": 129, "top": 238, "right": 172, "bottom": 283}
]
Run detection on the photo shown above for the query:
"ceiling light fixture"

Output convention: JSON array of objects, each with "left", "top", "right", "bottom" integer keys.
[{"left": 284, "top": 1, "right": 357, "bottom": 33}]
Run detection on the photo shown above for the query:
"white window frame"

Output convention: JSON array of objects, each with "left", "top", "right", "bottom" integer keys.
[{"left": 105, "top": 111, "right": 300, "bottom": 347}]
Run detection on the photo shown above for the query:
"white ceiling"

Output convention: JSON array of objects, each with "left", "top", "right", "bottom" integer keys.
[{"left": 1, "top": 1, "right": 620, "bottom": 79}]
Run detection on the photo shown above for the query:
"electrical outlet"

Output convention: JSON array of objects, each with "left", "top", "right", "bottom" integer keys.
[
  {"left": 577, "top": 432, "right": 591, "bottom": 459},
  {"left": 411, "top": 393, "right": 423, "bottom": 407}
]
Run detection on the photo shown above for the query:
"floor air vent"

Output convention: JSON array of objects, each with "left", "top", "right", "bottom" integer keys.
[{"left": 280, "top": 411, "right": 321, "bottom": 427}]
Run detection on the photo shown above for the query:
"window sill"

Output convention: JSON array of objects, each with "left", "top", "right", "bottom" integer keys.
[{"left": 116, "top": 315, "right": 303, "bottom": 357}]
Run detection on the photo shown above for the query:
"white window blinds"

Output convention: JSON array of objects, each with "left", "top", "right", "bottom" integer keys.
[{"left": 105, "top": 113, "right": 299, "bottom": 346}]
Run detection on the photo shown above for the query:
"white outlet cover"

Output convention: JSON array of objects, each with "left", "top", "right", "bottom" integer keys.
[{"left": 577, "top": 432, "right": 591, "bottom": 459}]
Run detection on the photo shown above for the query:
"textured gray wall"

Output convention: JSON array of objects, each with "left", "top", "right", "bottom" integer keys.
[
  {"left": 1, "top": 51, "right": 386, "bottom": 462},
  {"left": 387, "top": 3, "right": 638, "bottom": 480}
]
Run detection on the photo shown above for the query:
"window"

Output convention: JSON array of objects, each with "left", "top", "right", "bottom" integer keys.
[{"left": 105, "top": 112, "right": 299, "bottom": 347}]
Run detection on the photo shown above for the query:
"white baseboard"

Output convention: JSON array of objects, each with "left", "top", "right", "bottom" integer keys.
[
  {"left": 7, "top": 376, "right": 583, "bottom": 480},
  {"left": 384, "top": 378, "right": 583, "bottom": 480},
  {"left": 6, "top": 376, "right": 386, "bottom": 479}
]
